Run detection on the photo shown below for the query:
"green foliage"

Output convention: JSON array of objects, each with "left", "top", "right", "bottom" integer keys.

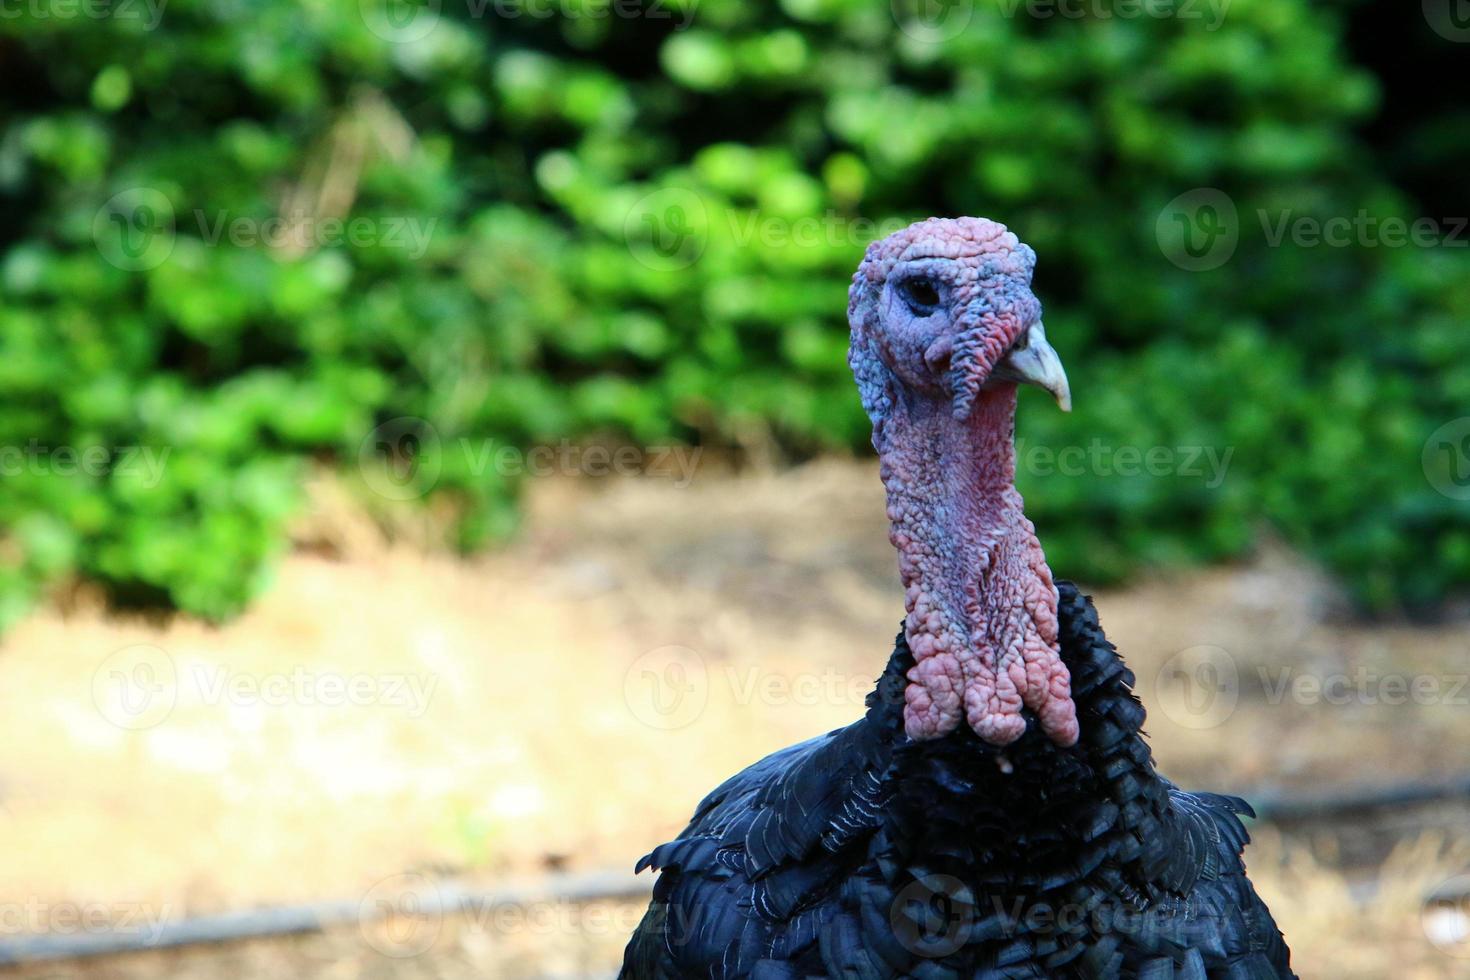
[{"left": 1, "top": 0, "right": 1466, "bottom": 625}]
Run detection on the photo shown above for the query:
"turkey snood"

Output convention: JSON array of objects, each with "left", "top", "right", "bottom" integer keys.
[{"left": 848, "top": 217, "right": 1079, "bottom": 748}]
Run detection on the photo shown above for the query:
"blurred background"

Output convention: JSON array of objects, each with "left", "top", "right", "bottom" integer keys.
[{"left": 1, "top": 0, "right": 1469, "bottom": 976}]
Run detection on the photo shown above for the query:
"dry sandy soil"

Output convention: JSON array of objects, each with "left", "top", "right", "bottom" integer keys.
[{"left": 1, "top": 461, "right": 1467, "bottom": 978}]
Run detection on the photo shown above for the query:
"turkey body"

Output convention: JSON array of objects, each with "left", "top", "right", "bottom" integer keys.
[{"left": 621, "top": 583, "right": 1295, "bottom": 979}]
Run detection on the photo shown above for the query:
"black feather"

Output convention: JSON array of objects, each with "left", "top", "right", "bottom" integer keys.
[{"left": 620, "top": 583, "right": 1296, "bottom": 979}]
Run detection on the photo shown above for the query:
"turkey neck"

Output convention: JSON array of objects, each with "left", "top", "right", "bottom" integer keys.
[{"left": 876, "top": 385, "right": 1078, "bottom": 748}]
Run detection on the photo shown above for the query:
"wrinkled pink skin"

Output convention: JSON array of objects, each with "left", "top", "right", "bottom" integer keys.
[{"left": 848, "top": 217, "right": 1079, "bottom": 748}]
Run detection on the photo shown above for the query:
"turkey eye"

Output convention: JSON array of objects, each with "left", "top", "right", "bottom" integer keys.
[{"left": 901, "top": 278, "right": 940, "bottom": 313}]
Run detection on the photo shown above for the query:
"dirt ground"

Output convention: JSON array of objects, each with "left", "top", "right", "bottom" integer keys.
[{"left": 1, "top": 461, "right": 1467, "bottom": 978}]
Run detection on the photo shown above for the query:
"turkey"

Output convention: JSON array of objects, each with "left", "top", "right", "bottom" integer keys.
[{"left": 621, "top": 217, "right": 1295, "bottom": 978}]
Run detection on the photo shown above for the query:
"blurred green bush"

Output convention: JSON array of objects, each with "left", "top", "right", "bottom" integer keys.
[{"left": 1, "top": 0, "right": 1467, "bottom": 626}]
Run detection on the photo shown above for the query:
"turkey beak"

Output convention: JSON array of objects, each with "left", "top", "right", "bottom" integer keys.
[{"left": 994, "top": 322, "right": 1071, "bottom": 412}]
